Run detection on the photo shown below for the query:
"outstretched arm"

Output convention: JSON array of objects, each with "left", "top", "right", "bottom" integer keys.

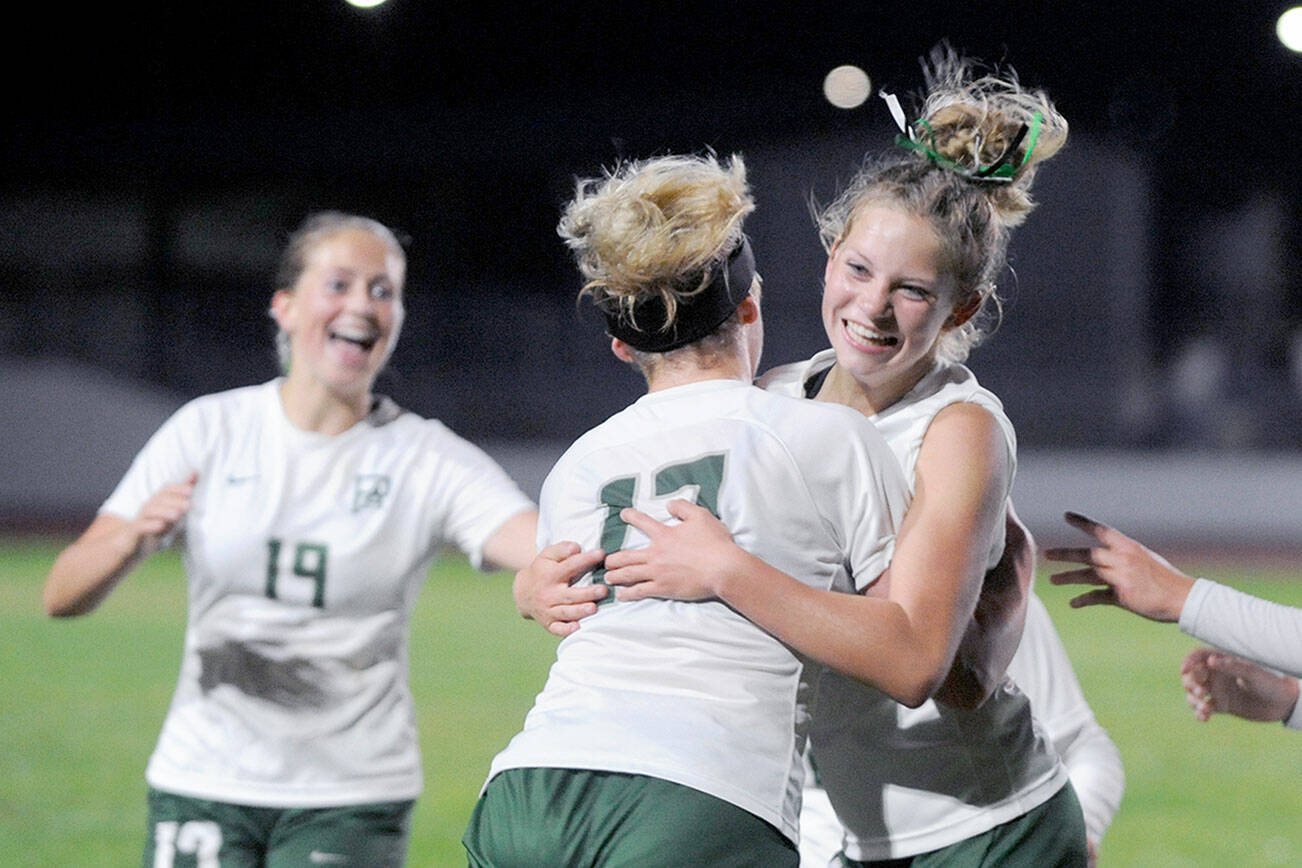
[
  {"left": 1044, "top": 512, "right": 1194, "bottom": 622},
  {"left": 44, "top": 472, "right": 197, "bottom": 617}
]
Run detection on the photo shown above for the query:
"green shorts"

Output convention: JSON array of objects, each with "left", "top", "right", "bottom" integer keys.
[
  {"left": 840, "top": 782, "right": 1088, "bottom": 868},
  {"left": 463, "top": 767, "right": 798, "bottom": 867},
  {"left": 143, "top": 787, "right": 413, "bottom": 868}
]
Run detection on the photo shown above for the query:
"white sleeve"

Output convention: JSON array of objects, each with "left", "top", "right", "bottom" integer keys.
[
  {"left": 833, "top": 413, "right": 909, "bottom": 591},
  {"left": 1007, "top": 594, "right": 1124, "bottom": 845},
  {"left": 423, "top": 427, "right": 536, "bottom": 571},
  {"left": 1179, "top": 579, "right": 1302, "bottom": 678},
  {"left": 99, "top": 400, "right": 203, "bottom": 523}
]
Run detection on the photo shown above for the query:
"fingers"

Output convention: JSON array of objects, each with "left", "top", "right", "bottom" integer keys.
[
  {"left": 546, "top": 600, "right": 603, "bottom": 623},
  {"left": 1043, "top": 547, "right": 1100, "bottom": 567},
  {"left": 1063, "top": 511, "right": 1117, "bottom": 540},
  {"left": 1068, "top": 588, "right": 1117, "bottom": 609},
  {"left": 602, "top": 565, "right": 653, "bottom": 587},
  {"left": 619, "top": 507, "right": 667, "bottom": 538},
  {"left": 548, "top": 620, "right": 581, "bottom": 638},
  {"left": 604, "top": 548, "right": 649, "bottom": 570},
  {"left": 665, "top": 498, "right": 709, "bottom": 521},
  {"left": 537, "top": 541, "right": 583, "bottom": 562},
  {"left": 1047, "top": 567, "right": 1105, "bottom": 587},
  {"left": 1182, "top": 647, "right": 1216, "bottom": 675},
  {"left": 614, "top": 581, "right": 660, "bottom": 603}
]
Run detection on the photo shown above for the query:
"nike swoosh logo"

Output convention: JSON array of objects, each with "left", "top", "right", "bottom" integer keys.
[{"left": 226, "top": 474, "right": 259, "bottom": 485}]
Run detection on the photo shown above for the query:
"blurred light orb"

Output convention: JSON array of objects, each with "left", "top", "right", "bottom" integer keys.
[
  {"left": 346, "top": 0, "right": 388, "bottom": 7},
  {"left": 1279, "top": 7, "right": 1302, "bottom": 52},
  {"left": 823, "top": 65, "right": 872, "bottom": 110}
]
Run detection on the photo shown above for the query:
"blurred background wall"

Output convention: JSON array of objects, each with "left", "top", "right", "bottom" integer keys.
[{"left": 4, "top": 1, "right": 1301, "bottom": 549}]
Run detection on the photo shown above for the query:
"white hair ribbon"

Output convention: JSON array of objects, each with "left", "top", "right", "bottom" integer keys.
[{"left": 880, "top": 91, "right": 912, "bottom": 139}]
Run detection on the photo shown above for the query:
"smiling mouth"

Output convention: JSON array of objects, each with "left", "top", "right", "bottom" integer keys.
[
  {"left": 329, "top": 327, "right": 378, "bottom": 352},
  {"left": 844, "top": 319, "right": 897, "bottom": 347}
]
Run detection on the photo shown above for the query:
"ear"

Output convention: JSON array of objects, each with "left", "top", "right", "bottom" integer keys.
[
  {"left": 946, "top": 291, "right": 982, "bottom": 328},
  {"left": 735, "top": 293, "right": 760, "bottom": 325},
  {"left": 610, "top": 337, "right": 637, "bottom": 364},
  {"left": 823, "top": 242, "right": 839, "bottom": 285},
  {"left": 270, "top": 289, "right": 296, "bottom": 332}
]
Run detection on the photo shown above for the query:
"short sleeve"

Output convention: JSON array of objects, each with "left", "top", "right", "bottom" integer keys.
[
  {"left": 99, "top": 400, "right": 202, "bottom": 522},
  {"left": 838, "top": 413, "right": 911, "bottom": 591},
  {"left": 423, "top": 429, "right": 535, "bottom": 571}
]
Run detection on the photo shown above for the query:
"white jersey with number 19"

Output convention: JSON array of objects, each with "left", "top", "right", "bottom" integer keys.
[
  {"left": 486, "top": 378, "right": 910, "bottom": 844},
  {"left": 100, "top": 379, "right": 534, "bottom": 809}
]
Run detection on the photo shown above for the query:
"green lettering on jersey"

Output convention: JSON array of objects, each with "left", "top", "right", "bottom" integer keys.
[
  {"left": 591, "top": 475, "right": 637, "bottom": 603},
  {"left": 590, "top": 452, "right": 727, "bottom": 606},
  {"left": 265, "top": 538, "right": 329, "bottom": 608}
]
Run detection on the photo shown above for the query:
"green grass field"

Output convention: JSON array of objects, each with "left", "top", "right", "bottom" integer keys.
[{"left": 4, "top": 538, "right": 1301, "bottom": 866}]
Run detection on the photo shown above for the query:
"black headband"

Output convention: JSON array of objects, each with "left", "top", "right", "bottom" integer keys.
[{"left": 603, "top": 235, "right": 756, "bottom": 353}]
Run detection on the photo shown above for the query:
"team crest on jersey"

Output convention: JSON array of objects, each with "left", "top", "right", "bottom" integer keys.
[{"left": 352, "top": 474, "right": 391, "bottom": 512}]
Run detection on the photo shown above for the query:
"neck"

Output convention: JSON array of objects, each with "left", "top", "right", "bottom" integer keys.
[
  {"left": 278, "top": 375, "right": 370, "bottom": 435},
  {"left": 644, "top": 353, "right": 752, "bottom": 393},
  {"left": 816, "top": 358, "right": 937, "bottom": 417}
]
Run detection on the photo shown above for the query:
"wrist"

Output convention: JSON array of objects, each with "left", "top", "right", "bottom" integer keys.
[
  {"left": 714, "top": 546, "right": 761, "bottom": 602},
  {"left": 1279, "top": 677, "right": 1300, "bottom": 725},
  {"left": 1162, "top": 570, "right": 1196, "bottom": 622}
]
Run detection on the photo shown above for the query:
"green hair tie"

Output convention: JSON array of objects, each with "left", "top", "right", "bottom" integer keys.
[{"left": 896, "top": 111, "right": 1044, "bottom": 183}]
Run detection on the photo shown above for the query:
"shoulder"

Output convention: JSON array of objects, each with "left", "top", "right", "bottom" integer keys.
[
  {"left": 158, "top": 381, "right": 272, "bottom": 441},
  {"left": 742, "top": 389, "right": 902, "bottom": 487},
  {"left": 921, "top": 401, "right": 1008, "bottom": 468},
  {"left": 757, "top": 348, "right": 836, "bottom": 398},
  {"left": 906, "top": 362, "right": 1015, "bottom": 460}
]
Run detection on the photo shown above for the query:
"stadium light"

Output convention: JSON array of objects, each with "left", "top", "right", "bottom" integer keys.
[
  {"left": 346, "top": 0, "right": 388, "bottom": 8},
  {"left": 1279, "top": 6, "right": 1302, "bottom": 53}
]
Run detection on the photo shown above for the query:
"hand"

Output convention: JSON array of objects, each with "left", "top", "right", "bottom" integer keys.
[
  {"left": 1181, "top": 647, "right": 1300, "bottom": 723},
  {"left": 512, "top": 542, "right": 607, "bottom": 638},
  {"left": 602, "top": 499, "right": 748, "bottom": 603},
  {"left": 1045, "top": 512, "right": 1194, "bottom": 622},
  {"left": 131, "top": 472, "right": 198, "bottom": 557}
]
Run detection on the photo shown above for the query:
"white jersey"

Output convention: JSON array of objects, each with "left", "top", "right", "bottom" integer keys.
[
  {"left": 1180, "top": 578, "right": 1302, "bottom": 730},
  {"left": 763, "top": 351, "right": 1068, "bottom": 862},
  {"left": 487, "top": 378, "right": 909, "bottom": 843},
  {"left": 101, "top": 379, "right": 534, "bottom": 808},
  {"left": 1007, "top": 595, "right": 1125, "bottom": 843}
]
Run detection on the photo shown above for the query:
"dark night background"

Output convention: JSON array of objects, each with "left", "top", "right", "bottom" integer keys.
[{"left": 5, "top": 1, "right": 1302, "bottom": 536}]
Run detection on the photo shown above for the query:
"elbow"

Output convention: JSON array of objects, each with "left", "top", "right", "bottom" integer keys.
[
  {"left": 44, "top": 594, "right": 80, "bottom": 619},
  {"left": 889, "top": 668, "right": 949, "bottom": 709},
  {"left": 43, "top": 580, "right": 92, "bottom": 619}
]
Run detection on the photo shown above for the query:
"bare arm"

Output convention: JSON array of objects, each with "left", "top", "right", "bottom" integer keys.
[
  {"left": 605, "top": 403, "right": 1008, "bottom": 708},
  {"left": 480, "top": 509, "right": 541, "bottom": 572},
  {"left": 934, "top": 502, "right": 1033, "bottom": 708},
  {"left": 44, "top": 472, "right": 196, "bottom": 617}
]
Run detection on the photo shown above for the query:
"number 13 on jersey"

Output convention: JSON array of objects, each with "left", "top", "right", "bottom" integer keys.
[{"left": 590, "top": 452, "right": 726, "bottom": 601}]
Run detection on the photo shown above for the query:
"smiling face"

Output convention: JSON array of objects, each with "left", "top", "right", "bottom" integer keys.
[
  {"left": 821, "top": 204, "right": 971, "bottom": 410},
  {"left": 271, "top": 227, "right": 405, "bottom": 402}
]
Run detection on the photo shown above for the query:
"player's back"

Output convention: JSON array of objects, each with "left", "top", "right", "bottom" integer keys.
[{"left": 488, "top": 377, "right": 907, "bottom": 841}]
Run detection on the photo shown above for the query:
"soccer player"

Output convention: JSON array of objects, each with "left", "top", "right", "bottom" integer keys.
[
  {"left": 43, "top": 212, "right": 538, "bottom": 867},
  {"left": 596, "top": 49, "right": 1110, "bottom": 866},
  {"left": 1048, "top": 511, "right": 1302, "bottom": 730},
  {"left": 461, "top": 153, "right": 911, "bottom": 866}
]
